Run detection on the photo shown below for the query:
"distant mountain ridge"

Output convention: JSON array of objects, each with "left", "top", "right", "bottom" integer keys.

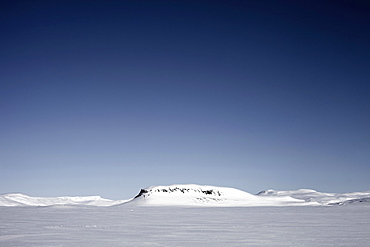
[
  {"left": 1, "top": 185, "right": 370, "bottom": 207},
  {"left": 257, "top": 189, "right": 370, "bottom": 205},
  {"left": 0, "top": 193, "right": 127, "bottom": 207}
]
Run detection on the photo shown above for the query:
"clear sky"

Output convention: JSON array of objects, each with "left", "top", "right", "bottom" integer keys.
[{"left": 1, "top": 0, "right": 369, "bottom": 200}]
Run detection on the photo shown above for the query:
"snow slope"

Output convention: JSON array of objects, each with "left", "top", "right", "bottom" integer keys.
[
  {"left": 125, "top": 184, "right": 311, "bottom": 206},
  {"left": 0, "top": 193, "right": 127, "bottom": 207}
]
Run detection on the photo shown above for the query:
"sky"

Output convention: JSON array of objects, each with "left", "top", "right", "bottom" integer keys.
[{"left": 1, "top": 0, "right": 369, "bottom": 200}]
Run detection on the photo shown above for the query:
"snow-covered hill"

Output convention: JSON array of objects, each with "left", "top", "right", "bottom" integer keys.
[
  {"left": 0, "top": 193, "right": 127, "bottom": 207},
  {"left": 125, "top": 184, "right": 312, "bottom": 207},
  {"left": 257, "top": 189, "right": 370, "bottom": 205},
  {"left": 328, "top": 197, "right": 370, "bottom": 205}
]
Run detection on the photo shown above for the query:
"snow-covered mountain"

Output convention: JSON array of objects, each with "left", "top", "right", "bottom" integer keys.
[
  {"left": 1, "top": 185, "right": 370, "bottom": 207},
  {"left": 257, "top": 189, "right": 370, "bottom": 205},
  {"left": 0, "top": 193, "right": 128, "bottom": 207},
  {"left": 328, "top": 197, "right": 370, "bottom": 205},
  {"left": 125, "top": 184, "right": 312, "bottom": 206}
]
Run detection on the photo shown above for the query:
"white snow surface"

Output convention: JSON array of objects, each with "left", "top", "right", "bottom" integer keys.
[{"left": 1, "top": 205, "right": 369, "bottom": 246}]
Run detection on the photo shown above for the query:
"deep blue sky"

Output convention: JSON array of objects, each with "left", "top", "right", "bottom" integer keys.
[{"left": 1, "top": 0, "right": 369, "bottom": 199}]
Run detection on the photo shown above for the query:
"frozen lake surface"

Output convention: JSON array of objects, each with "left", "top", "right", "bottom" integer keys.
[{"left": 1, "top": 205, "right": 369, "bottom": 246}]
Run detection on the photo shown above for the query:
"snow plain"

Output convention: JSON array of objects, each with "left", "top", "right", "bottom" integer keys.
[{"left": 1, "top": 205, "right": 370, "bottom": 246}]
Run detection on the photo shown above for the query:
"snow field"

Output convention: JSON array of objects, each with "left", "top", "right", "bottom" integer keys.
[{"left": 0, "top": 205, "right": 369, "bottom": 246}]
